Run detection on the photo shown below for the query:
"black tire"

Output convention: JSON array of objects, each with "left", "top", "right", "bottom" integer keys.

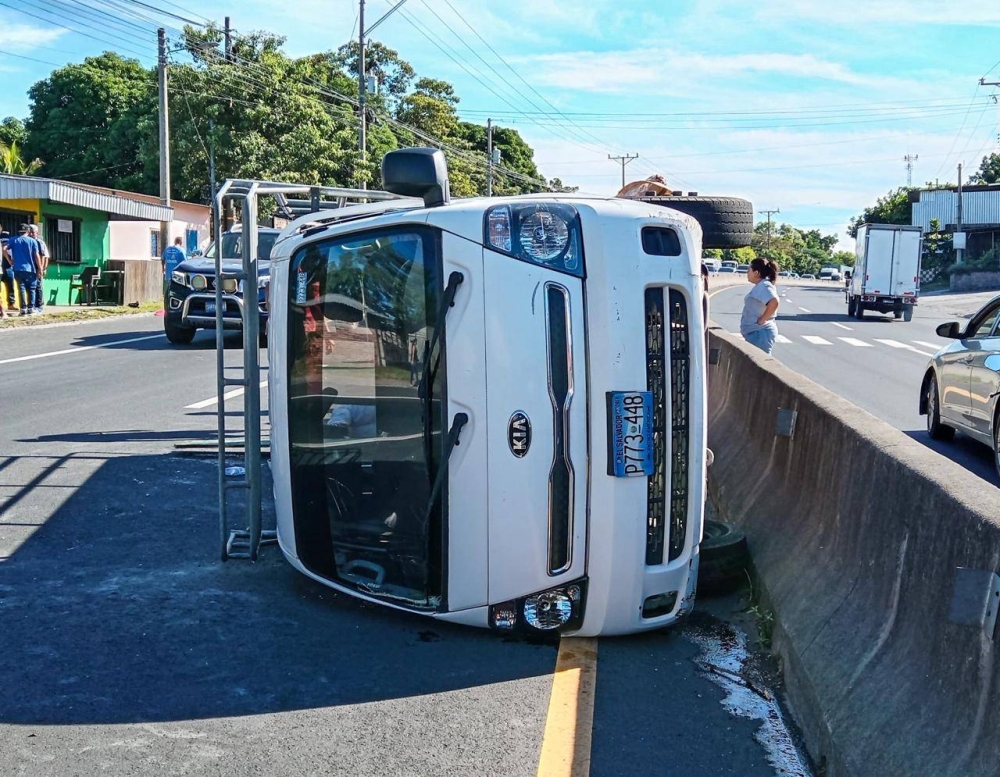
[
  {"left": 847, "top": 295, "right": 857, "bottom": 317},
  {"left": 642, "top": 196, "right": 754, "bottom": 249},
  {"left": 164, "top": 317, "right": 196, "bottom": 345},
  {"left": 259, "top": 329, "right": 268, "bottom": 348},
  {"left": 699, "top": 519, "right": 750, "bottom": 594},
  {"left": 894, "top": 310, "right": 903, "bottom": 320},
  {"left": 925, "top": 377, "right": 955, "bottom": 441},
  {"left": 904, "top": 306, "right": 914, "bottom": 322},
  {"left": 855, "top": 298, "right": 865, "bottom": 320}
]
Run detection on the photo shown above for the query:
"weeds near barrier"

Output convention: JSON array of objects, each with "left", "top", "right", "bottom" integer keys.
[{"left": 744, "top": 569, "right": 775, "bottom": 651}]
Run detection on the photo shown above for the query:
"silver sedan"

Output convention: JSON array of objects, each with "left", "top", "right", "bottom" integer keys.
[{"left": 920, "top": 295, "right": 1000, "bottom": 478}]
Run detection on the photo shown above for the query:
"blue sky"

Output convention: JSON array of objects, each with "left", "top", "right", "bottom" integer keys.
[{"left": 2, "top": 0, "right": 1000, "bottom": 248}]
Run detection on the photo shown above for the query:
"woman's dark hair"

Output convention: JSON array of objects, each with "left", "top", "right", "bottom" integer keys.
[{"left": 750, "top": 258, "right": 778, "bottom": 283}]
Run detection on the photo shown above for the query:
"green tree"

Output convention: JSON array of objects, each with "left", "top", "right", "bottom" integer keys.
[
  {"left": 0, "top": 141, "right": 42, "bottom": 175},
  {"left": 848, "top": 187, "right": 912, "bottom": 238},
  {"left": 548, "top": 178, "right": 578, "bottom": 193},
  {"left": 969, "top": 152, "right": 1000, "bottom": 185},
  {"left": 335, "top": 40, "right": 415, "bottom": 108},
  {"left": 0, "top": 117, "right": 27, "bottom": 148},
  {"left": 23, "top": 52, "right": 155, "bottom": 187}
]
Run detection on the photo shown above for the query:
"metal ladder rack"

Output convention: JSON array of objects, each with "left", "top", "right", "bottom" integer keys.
[{"left": 215, "top": 179, "right": 409, "bottom": 561}]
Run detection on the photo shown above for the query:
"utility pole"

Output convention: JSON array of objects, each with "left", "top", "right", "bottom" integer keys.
[
  {"left": 487, "top": 119, "right": 494, "bottom": 197},
  {"left": 956, "top": 162, "right": 964, "bottom": 264},
  {"left": 758, "top": 208, "right": 779, "bottom": 258},
  {"left": 357, "top": 0, "right": 410, "bottom": 189},
  {"left": 358, "top": 0, "right": 366, "bottom": 188},
  {"left": 904, "top": 153, "right": 918, "bottom": 187},
  {"left": 224, "top": 16, "right": 232, "bottom": 62},
  {"left": 208, "top": 119, "right": 218, "bottom": 233},
  {"left": 608, "top": 153, "right": 639, "bottom": 190},
  {"left": 157, "top": 28, "right": 171, "bottom": 257}
]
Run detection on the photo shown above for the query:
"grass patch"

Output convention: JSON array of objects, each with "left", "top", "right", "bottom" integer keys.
[
  {"left": 0, "top": 301, "right": 162, "bottom": 329},
  {"left": 744, "top": 570, "right": 775, "bottom": 651}
]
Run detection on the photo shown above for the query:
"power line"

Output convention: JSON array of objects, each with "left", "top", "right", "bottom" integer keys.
[{"left": 608, "top": 153, "right": 639, "bottom": 190}]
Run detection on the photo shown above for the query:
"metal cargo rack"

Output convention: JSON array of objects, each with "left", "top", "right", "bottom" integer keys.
[{"left": 214, "top": 179, "right": 410, "bottom": 561}]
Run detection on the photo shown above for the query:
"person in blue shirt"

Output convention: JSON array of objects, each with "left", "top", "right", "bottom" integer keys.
[
  {"left": 1, "top": 225, "right": 41, "bottom": 316},
  {"left": 161, "top": 236, "right": 186, "bottom": 290}
]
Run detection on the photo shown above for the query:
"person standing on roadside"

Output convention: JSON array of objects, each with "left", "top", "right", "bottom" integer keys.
[
  {"left": 2, "top": 224, "right": 41, "bottom": 316},
  {"left": 740, "top": 258, "right": 780, "bottom": 354},
  {"left": 0, "top": 231, "right": 13, "bottom": 318},
  {"left": 28, "top": 224, "right": 49, "bottom": 312},
  {"left": 162, "top": 236, "right": 186, "bottom": 289}
]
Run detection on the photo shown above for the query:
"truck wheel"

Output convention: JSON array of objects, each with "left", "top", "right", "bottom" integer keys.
[
  {"left": 855, "top": 299, "right": 865, "bottom": 320},
  {"left": 642, "top": 196, "right": 754, "bottom": 249},
  {"left": 698, "top": 520, "right": 750, "bottom": 595},
  {"left": 926, "top": 378, "right": 954, "bottom": 441},
  {"left": 848, "top": 296, "right": 857, "bottom": 316},
  {"left": 894, "top": 310, "right": 903, "bottom": 320},
  {"left": 164, "top": 318, "right": 196, "bottom": 345},
  {"left": 904, "top": 306, "right": 914, "bottom": 322}
]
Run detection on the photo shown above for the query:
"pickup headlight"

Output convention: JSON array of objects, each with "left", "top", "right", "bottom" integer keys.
[
  {"left": 171, "top": 270, "right": 188, "bottom": 287},
  {"left": 221, "top": 277, "right": 238, "bottom": 294},
  {"left": 489, "top": 578, "right": 587, "bottom": 633},
  {"left": 484, "top": 202, "right": 584, "bottom": 278}
]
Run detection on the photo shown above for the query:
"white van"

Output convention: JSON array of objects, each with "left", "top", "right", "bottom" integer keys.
[{"left": 265, "top": 149, "right": 751, "bottom": 636}]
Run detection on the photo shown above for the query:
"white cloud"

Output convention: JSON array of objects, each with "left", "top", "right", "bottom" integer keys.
[
  {"left": 754, "top": 0, "right": 1000, "bottom": 27},
  {"left": 519, "top": 48, "right": 926, "bottom": 96},
  {"left": 0, "top": 23, "right": 65, "bottom": 50}
]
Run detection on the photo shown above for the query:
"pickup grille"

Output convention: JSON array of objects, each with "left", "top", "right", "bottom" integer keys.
[
  {"left": 667, "top": 289, "right": 689, "bottom": 561},
  {"left": 644, "top": 288, "right": 690, "bottom": 565},
  {"left": 644, "top": 289, "right": 667, "bottom": 565},
  {"left": 546, "top": 284, "right": 574, "bottom": 575}
]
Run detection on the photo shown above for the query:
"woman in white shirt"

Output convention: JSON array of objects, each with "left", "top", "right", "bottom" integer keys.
[{"left": 740, "top": 258, "right": 780, "bottom": 354}]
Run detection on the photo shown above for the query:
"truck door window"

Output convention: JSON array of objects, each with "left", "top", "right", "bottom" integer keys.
[{"left": 285, "top": 227, "right": 447, "bottom": 608}]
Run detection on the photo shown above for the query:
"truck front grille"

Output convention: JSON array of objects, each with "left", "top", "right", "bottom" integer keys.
[
  {"left": 644, "top": 289, "right": 667, "bottom": 565},
  {"left": 545, "top": 283, "right": 574, "bottom": 575},
  {"left": 645, "top": 288, "right": 690, "bottom": 565},
  {"left": 667, "top": 289, "right": 689, "bottom": 561}
]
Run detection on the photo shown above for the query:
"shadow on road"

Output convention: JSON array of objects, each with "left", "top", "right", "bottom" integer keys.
[
  {"left": 68, "top": 330, "right": 254, "bottom": 351},
  {"left": 16, "top": 430, "right": 223, "bottom": 445},
  {"left": 902, "top": 429, "right": 997, "bottom": 485},
  {"left": 0, "top": 453, "right": 555, "bottom": 725}
]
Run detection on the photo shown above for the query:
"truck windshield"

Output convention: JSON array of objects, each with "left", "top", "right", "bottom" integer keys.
[
  {"left": 205, "top": 232, "right": 278, "bottom": 260},
  {"left": 285, "top": 227, "right": 446, "bottom": 608}
]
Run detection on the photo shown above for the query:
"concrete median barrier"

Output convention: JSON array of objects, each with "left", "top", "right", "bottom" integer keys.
[{"left": 706, "top": 325, "right": 1000, "bottom": 777}]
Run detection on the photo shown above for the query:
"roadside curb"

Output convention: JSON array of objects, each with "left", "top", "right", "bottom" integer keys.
[{"left": 0, "top": 310, "right": 160, "bottom": 335}]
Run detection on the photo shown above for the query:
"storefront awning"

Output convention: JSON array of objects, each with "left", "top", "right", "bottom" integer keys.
[{"left": 0, "top": 175, "right": 173, "bottom": 221}]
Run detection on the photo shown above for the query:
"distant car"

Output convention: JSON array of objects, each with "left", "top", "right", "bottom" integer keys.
[
  {"left": 801, "top": 273, "right": 816, "bottom": 279},
  {"left": 920, "top": 295, "right": 1000, "bottom": 478},
  {"left": 819, "top": 267, "right": 842, "bottom": 282},
  {"left": 164, "top": 226, "right": 281, "bottom": 345},
  {"left": 736, "top": 264, "right": 751, "bottom": 273},
  {"left": 718, "top": 266, "right": 737, "bottom": 273}
]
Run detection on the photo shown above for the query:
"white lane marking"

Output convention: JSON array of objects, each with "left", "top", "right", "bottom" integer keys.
[
  {"left": 797, "top": 306, "right": 812, "bottom": 313},
  {"left": 776, "top": 334, "right": 793, "bottom": 344},
  {"left": 839, "top": 337, "right": 872, "bottom": 347},
  {"left": 875, "top": 339, "right": 935, "bottom": 357},
  {"left": 831, "top": 322, "right": 853, "bottom": 331},
  {"left": 0, "top": 334, "right": 163, "bottom": 366},
  {"left": 913, "top": 340, "right": 939, "bottom": 350},
  {"left": 802, "top": 335, "right": 832, "bottom": 345},
  {"left": 185, "top": 380, "right": 268, "bottom": 410}
]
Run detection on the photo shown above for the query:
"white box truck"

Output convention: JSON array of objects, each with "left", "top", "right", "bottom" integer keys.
[{"left": 846, "top": 223, "right": 922, "bottom": 321}]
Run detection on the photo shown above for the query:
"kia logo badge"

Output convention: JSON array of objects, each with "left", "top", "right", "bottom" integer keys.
[{"left": 508, "top": 411, "right": 531, "bottom": 458}]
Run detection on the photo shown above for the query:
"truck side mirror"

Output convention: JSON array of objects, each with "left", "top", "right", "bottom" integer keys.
[{"left": 936, "top": 322, "right": 961, "bottom": 339}]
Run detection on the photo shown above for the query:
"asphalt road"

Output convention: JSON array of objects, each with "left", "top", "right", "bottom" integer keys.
[
  {"left": 0, "top": 316, "right": 810, "bottom": 776},
  {"left": 710, "top": 281, "right": 999, "bottom": 485}
]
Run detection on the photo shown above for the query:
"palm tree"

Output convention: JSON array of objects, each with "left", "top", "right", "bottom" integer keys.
[{"left": 0, "top": 141, "right": 42, "bottom": 175}]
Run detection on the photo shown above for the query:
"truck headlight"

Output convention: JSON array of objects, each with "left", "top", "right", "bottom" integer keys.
[
  {"left": 190, "top": 274, "right": 208, "bottom": 291},
  {"left": 484, "top": 203, "right": 583, "bottom": 277},
  {"left": 171, "top": 270, "right": 188, "bottom": 287},
  {"left": 221, "top": 277, "right": 238, "bottom": 294},
  {"left": 488, "top": 578, "right": 587, "bottom": 634}
]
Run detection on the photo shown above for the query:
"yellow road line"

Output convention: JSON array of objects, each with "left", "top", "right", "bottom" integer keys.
[{"left": 536, "top": 637, "right": 599, "bottom": 777}]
